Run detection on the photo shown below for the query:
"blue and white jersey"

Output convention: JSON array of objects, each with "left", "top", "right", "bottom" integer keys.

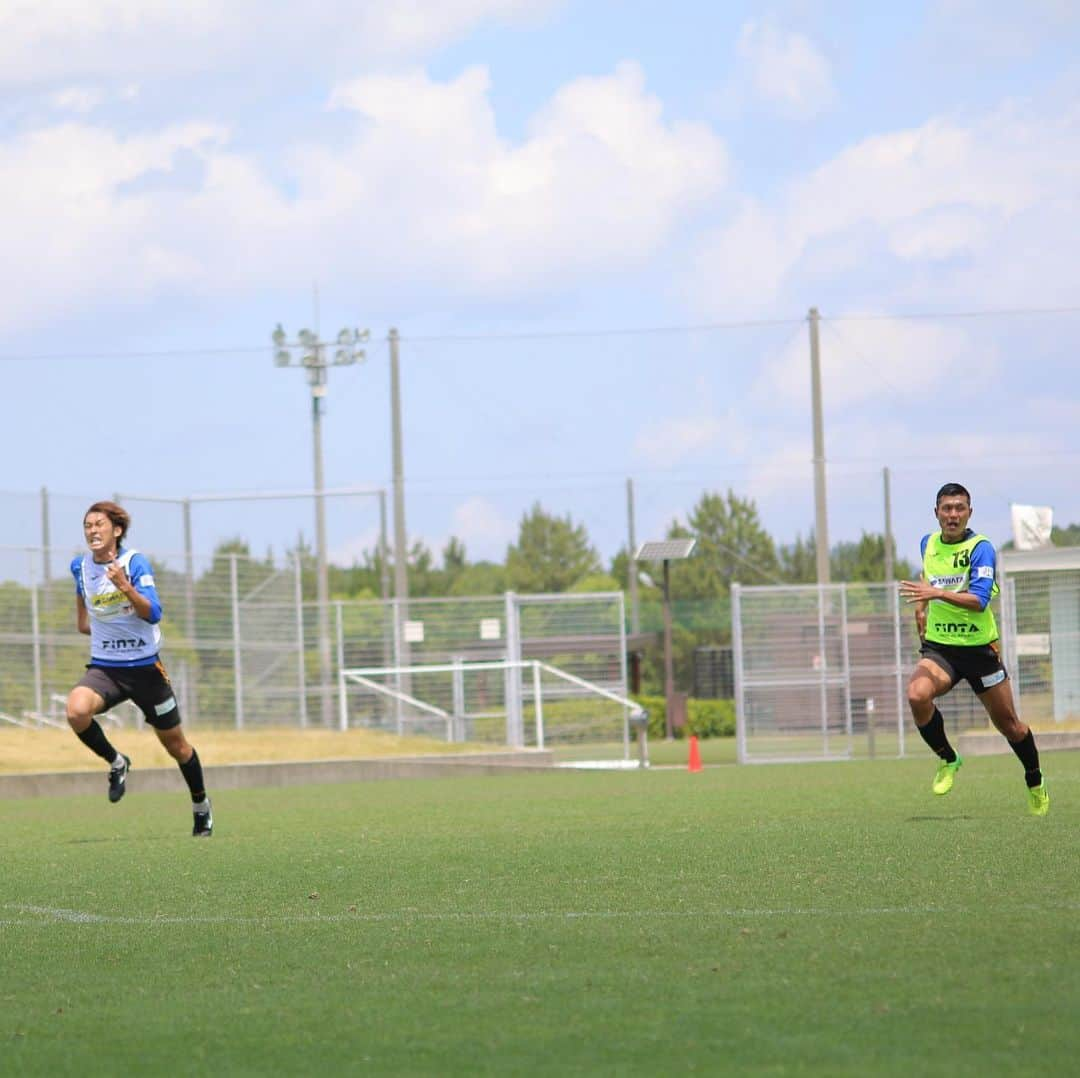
[{"left": 71, "top": 547, "right": 163, "bottom": 667}]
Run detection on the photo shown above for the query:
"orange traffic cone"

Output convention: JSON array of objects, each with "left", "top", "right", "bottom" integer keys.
[{"left": 687, "top": 735, "right": 703, "bottom": 773}]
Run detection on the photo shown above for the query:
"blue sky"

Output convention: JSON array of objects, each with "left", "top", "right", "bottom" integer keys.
[{"left": 2, "top": 1, "right": 1079, "bottom": 576}]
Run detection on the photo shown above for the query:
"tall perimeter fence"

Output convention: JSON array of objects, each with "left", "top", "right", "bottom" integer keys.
[
  {"left": 733, "top": 550, "right": 1080, "bottom": 763},
  {"left": 0, "top": 544, "right": 631, "bottom": 750}
]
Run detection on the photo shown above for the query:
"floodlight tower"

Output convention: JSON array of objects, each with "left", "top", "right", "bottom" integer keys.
[
  {"left": 272, "top": 322, "right": 369, "bottom": 724},
  {"left": 636, "top": 538, "right": 696, "bottom": 739}
]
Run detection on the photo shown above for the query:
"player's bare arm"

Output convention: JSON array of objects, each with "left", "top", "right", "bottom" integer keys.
[
  {"left": 76, "top": 593, "right": 91, "bottom": 635},
  {"left": 899, "top": 578, "right": 984, "bottom": 612}
]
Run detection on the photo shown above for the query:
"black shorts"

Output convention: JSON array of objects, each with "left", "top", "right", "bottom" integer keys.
[
  {"left": 76, "top": 661, "right": 182, "bottom": 730},
  {"left": 919, "top": 641, "right": 1008, "bottom": 695}
]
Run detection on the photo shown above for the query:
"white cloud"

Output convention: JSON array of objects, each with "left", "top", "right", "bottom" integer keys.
[
  {"left": 690, "top": 100, "right": 1080, "bottom": 317},
  {"left": 0, "top": 63, "right": 727, "bottom": 332},
  {"left": 48, "top": 86, "right": 104, "bottom": 114},
  {"left": 633, "top": 412, "right": 748, "bottom": 468},
  {"left": 0, "top": 0, "right": 559, "bottom": 86},
  {"left": 735, "top": 17, "right": 834, "bottom": 117},
  {"left": 752, "top": 317, "right": 993, "bottom": 410}
]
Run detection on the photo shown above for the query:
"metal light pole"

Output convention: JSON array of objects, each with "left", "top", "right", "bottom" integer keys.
[
  {"left": 273, "top": 323, "right": 368, "bottom": 724},
  {"left": 636, "top": 539, "right": 696, "bottom": 739}
]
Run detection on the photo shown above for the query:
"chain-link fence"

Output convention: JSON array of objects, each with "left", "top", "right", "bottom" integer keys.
[
  {"left": 0, "top": 545, "right": 628, "bottom": 747},
  {"left": 1002, "top": 547, "right": 1080, "bottom": 726},
  {"left": 731, "top": 570, "right": 1080, "bottom": 763}
]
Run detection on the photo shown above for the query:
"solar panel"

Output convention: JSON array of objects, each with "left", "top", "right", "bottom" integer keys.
[{"left": 634, "top": 539, "right": 696, "bottom": 562}]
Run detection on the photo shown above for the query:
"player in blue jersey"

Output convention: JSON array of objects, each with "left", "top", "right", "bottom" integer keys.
[{"left": 66, "top": 501, "right": 213, "bottom": 836}]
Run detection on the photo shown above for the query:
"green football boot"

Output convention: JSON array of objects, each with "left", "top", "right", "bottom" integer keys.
[
  {"left": 1027, "top": 781, "right": 1050, "bottom": 817},
  {"left": 932, "top": 755, "right": 963, "bottom": 796}
]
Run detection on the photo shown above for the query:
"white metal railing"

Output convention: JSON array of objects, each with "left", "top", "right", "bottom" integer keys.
[{"left": 339, "top": 658, "right": 645, "bottom": 751}]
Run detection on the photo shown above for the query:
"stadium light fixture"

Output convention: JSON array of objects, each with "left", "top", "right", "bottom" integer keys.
[
  {"left": 635, "top": 538, "right": 696, "bottom": 739},
  {"left": 271, "top": 321, "right": 370, "bottom": 725}
]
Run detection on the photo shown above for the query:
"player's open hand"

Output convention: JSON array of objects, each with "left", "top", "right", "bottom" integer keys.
[{"left": 898, "top": 579, "right": 935, "bottom": 605}]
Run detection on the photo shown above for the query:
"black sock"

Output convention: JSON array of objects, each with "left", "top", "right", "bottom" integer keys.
[
  {"left": 917, "top": 708, "right": 957, "bottom": 763},
  {"left": 1009, "top": 730, "right": 1042, "bottom": 787},
  {"left": 76, "top": 720, "right": 118, "bottom": 765},
  {"left": 179, "top": 748, "right": 207, "bottom": 802}
]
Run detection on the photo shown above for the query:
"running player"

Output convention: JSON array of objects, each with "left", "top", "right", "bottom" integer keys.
[
  {"left": 65, "top": 501, "right": 213, "bottom": 836},
  {"left": 899, "top": 483, "right": 1048, "bottom": 816}
]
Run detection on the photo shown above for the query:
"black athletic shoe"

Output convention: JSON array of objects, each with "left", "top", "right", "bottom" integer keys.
[
  {"left": 192, "top": 799, "right": 213, "bottom": 837},
  {"left": 108, "top": 755, "right": 131, "bottom": 803}
]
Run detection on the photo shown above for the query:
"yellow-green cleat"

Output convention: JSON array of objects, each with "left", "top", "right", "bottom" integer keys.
[
  {"left": 932, "top": 755, "right": 963, "bottom": 795},
  {"left": 1027, "top": 781, "right": 1050, "bottom": 817}
]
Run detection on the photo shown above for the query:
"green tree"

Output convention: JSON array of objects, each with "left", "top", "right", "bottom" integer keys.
[
  {"left": 778, "top": 532, "right": 817, "bottom": 584},
  {"left": 505, "top": 503, "right": 600, "bottom": 593},
  {"left": 831, "top": 532, "right": 916, "bottom": 582},
  {"left": 666, "top": 490, "right": 781, "bottom": 598},
  {"left": 779, "top": 531, "right": 915, "bottom": 583}
]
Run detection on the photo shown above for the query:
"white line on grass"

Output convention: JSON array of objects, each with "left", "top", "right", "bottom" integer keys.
[{"left": 4, "top": 902, "right": 1080, "bottom": 927}]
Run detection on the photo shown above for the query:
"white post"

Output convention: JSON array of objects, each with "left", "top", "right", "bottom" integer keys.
[
  {"left": 840, "top": 584, "right": 853, "bottom": 755},
  {"left": 29, "top": 551, "right": 43, "bottom": 718},
  {"left": 532, "top": 660, "right": 545, "bottom": 750},
  {"left": 230, "top": 554, "right": 244, "bottom": 730},
  {"left": 295, "top": 554, "right": 308, "bottom": 729},
  {"left": 504, "top": 592, "right": 523, "bottom": 748},
  {"left": 892, "top": 579, "right": 906, "bottom": 758},
  {"left": 617, "top": 590, "right": 630, "bottom": 760},
  {"left": 452, "top": 657, "right": 465, "bottom": 743},
  {"left": 336, "top": 601, "right": 348, "bottom": 732},
  {"left": 392, "top": 599, "right": 403, "bottom": 735},
  {"left": 732, "top": 584, "right": 746, "bottom": 763},
  {"left": 817, "top": 584, "right": 829, "bottom": 757}
]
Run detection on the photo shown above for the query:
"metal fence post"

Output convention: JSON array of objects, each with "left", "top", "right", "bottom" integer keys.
[
  {"left": 839, "top": 585, "right": 853, "bottom": 755},
  {"left": 892, "top": 581, "right": 906, "bottom": 758},
  {"left": 617, "top": 590, "right": 629, "bottom": 759},
  {"left": 335, "top": 601, "right": 347, "bottom": 732},
  {"left": 230, "top": 554, "right": 243, "bottom": 730},
  {"left": 817, "top": 584, "right": 829, "bottom": 757},
  {"left": 532, "top": 660, "right": 545, "bottom": 750},
  {"left": 392, "top": 598, "right": 403, "bottom": 735},
  {"left": 295, "top": 554, "right": 308, "bottom": 729},
  {"left": 29, "top": 550, "right": 43, "bottom": 718},
  {"left": 732, "top": 584, "right": 746, "bottom": 763},
  {"left": 504, "top": 592, "right": 522, "bottom": 747}
]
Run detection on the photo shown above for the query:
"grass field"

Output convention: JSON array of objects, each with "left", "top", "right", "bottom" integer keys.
[{"left": 3, "top": 751, "right": 1078, "bottom": 1076}]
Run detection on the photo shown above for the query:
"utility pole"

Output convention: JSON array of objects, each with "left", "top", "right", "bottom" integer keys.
[
  {"left": 389, "top": 328, "right": 409, "bottom": 605},
  {"left": 883, "top": 466, "right": 895, "bottom": 583},
  {"left": 273, "top": 323, "right": 368, "bottom": 725},
  {"left": 626, "top": 478, "right": 640, "bottom": 635},
  {"left": 808, "top": 307, "right": 830, "bottom": 584}
]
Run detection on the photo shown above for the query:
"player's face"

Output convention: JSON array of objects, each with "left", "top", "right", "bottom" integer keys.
[
  {"left": 83, "top": 512, "right": 122, "bottom": 559},
  {"left": 934, "top": 495, "right": 972, "bottom": 542}
]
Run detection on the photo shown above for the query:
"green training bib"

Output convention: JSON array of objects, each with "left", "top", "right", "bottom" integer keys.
[{"left": 922, "top": 531, "right": 999, "bottom": 646}]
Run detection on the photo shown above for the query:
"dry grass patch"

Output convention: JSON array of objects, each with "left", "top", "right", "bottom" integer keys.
[{"left": 0, "top": 726, "right": 497, "bottom": 774}]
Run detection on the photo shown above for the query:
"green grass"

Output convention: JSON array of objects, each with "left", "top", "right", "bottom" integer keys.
[{"left": 2, "top": 752, "right": 1078, "bottom": 1076}]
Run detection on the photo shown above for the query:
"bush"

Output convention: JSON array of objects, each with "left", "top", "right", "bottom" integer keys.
[{"left": 632, "top": 695, "right": 735, "bottom": 739}]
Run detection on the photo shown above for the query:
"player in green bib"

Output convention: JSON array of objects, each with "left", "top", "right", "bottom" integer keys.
[{"left": 899, "top": 483, "right": 1049, "bottom": 816}]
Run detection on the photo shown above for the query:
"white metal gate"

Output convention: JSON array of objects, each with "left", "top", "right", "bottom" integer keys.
[{"left": 732, "top": 581, "right": 1014, "bottom": 764}]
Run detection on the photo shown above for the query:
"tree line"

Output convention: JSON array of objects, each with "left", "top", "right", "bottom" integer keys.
[{"left": 327, "top": 490, "right": 920, "bottom": 602}]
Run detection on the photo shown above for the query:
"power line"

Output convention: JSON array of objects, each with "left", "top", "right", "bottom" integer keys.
[
  {"left": 830, "top": 305, "right": 1080, "bottom": 322},
  {"left": 2, "top": 303, "right": 1078, "bottom": 363}
]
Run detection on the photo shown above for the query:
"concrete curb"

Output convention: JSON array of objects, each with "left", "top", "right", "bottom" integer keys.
[
  {"left": 0, "top": 751, "right": 556, "bottom": 800},
  {"left": 955, "top": 731, "right": 1080, "bottom": 757}
]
